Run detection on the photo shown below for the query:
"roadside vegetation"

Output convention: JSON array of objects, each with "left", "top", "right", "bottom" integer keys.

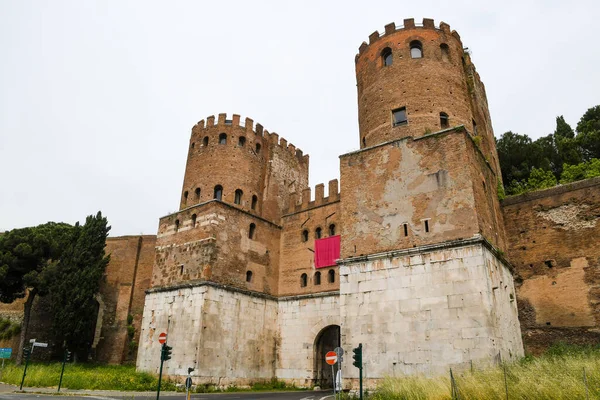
[{"left": 364, "top": 344, "right": 600, "bottom": 400}]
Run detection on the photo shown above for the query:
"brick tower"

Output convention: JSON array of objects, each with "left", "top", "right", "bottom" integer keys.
[{"left": 339, "top": 18, "right": 523, "bottom": 383}]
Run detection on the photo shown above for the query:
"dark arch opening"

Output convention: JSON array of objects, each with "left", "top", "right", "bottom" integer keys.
[
  {"left": 174, "top": 219, "right": 180, "bottom": 233},
  {"left": 214, "top": 185, "right": 223, "bottom": 200},
  {"left": 183, "top": 191, "right": 188, "bottom": 205},
  {"left": 191, "top": 214, "right": 197, "bottom": 228},
  {"left": 256, "top": 143, "right": 261, "bottom": 154},
  {"left": 219, "top": 133, "right": 227, "bottom": 144},
  {"left": 314, "top": 271, "right": 321, "bottom": 285},
  {"left": 302, "top": 229, "right": 309, "bottom": 242},
  {"left": 234, "top": 189, "right": 243, "bottom": 205},
  {"left": 440, "top": 112, "right": 449, "bottom": 129},
  {"left": 246, "top": 270, "right": 253, "bottom": 282},
  {"left": 381, "top": 47, "right": 393, "bottom": 66},
  {"left": 195, "top": 187, "right": 201, "bottom": 200},
  {"left": 328, "top": 269, "right": 335, "bottom": 283},
  {"left": 300, "top": 273, "right": 307, "bottom": 287},
  {"left": 315, "top": 227, "right": 322, "bottom": 239},
  {"left": 410, "top": 40, "right": 423, "bottom": 59},
  {"left": 203, "top": 136, "right": 209, "bottom": 146},
  {"left": 440, "top": 43, "right": 450, "bottom": 61},
  {"left": 313, "top": 325, "right": 341, "bottom": 388},
  {"left": 238, "top": 136, "right": 246, "bottom": 147},
  {"left": 329, "top": 224, "right": 336, "bottom": 236},
  {"left": 251, "top": 195, "right": 258, "bottom": 210},
  {"left": 249, "top": 223, "right": 256, "bottom": 239}
]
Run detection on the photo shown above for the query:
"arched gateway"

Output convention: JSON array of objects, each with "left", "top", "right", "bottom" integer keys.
[{"left": 313, "top": 325, "right": 340, "bottom": 388}]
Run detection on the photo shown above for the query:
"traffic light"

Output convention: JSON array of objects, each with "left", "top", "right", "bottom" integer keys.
[
  {"left": 352, "top": 343, "right": 363, "bottom": 369},
  {"left": 161, "top": 344, "right": 173, "bottom": 361},
  {"left": 23, "top": 347, "right": 31, "bottom": 359},
  {"left": 65, "top": 349, "right": 72, "bottom": 362}
]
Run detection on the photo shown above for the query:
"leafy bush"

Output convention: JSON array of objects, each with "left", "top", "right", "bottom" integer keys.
[{"left": 560, "top": 158, "right": 600, "bottom": 184}]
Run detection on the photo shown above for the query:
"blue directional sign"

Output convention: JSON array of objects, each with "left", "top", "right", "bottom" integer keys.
[{"left": 0, "top": 348, "right": 12, "bottom": 359}]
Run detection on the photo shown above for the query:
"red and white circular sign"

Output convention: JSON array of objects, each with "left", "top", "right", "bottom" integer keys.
[
  {"left": 158, "top": 332, "right": 167, "bottom": 344},
  {"left": 325, "top": 351, "right": 337, "bottom": 365}
]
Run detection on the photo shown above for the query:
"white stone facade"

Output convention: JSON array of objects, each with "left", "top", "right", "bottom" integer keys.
[{"left": 339, "top": 238, "right": 523, "bottom": 386}]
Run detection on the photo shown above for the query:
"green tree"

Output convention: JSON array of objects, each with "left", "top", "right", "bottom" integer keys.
[
  {"left": 496, "top": 131, "right": 536, "bottom": 184},
  {"left": 576, "top": 105, "right": 600, "bottom": 161},
  {"left": 560, "top": 159, "right": 600, "bottom": 184},
  {"left": 527, "top": 167, "right": 557, "bottom": 190},
  {"left": 47, "top": 212, "right": 110, "bottom": 359},
  {"left": 0, "top": 222, "right": 75, "bottom": 363}
]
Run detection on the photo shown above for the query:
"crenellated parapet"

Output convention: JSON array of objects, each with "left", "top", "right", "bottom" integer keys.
[
  {"left": 356, "top": 18, "right": 462, "bottom": 60},
  {"left": 190, "top": 113, "right": 308, "bottom": 163},
  {"left": 286, "top": 179, "right": 340, "bottom": 214}
]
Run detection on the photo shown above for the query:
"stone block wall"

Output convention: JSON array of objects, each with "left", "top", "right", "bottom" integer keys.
[
  {"left": 137, "top": 283, "right": 278, "bottom": 385},
  {"left": 502, "top": 177, "right": 600, "bottom": 354},
  {"left": 338, "top": 238, "right": 523, "bottom": 388},
  {"left": 276, "top": 293, "right": 340, "bottom": 386}
]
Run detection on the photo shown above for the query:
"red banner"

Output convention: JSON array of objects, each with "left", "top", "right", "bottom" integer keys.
[{"left": 315, "top": 235, "right": 341, "bottom": 268}]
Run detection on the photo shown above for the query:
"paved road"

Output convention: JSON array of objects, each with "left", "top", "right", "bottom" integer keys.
[{"left": 0, "top": 388, "right": 333, "bottom": 400}]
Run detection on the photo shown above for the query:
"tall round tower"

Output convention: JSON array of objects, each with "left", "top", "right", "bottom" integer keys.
[{"left": 355, "top": 18, "right": 500, "bottom": 175}]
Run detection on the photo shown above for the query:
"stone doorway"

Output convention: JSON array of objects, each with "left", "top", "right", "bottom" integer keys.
[{"left": 314, "top": 325, "right": 340, "bottom": 388}]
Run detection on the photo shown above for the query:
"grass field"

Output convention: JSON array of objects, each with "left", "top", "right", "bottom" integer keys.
[
  {"left": 0, "top": 362, "right": 177, "bottom": 391},
  {"left": 368, "top": 344, "right": 600, "bottom": 400}
]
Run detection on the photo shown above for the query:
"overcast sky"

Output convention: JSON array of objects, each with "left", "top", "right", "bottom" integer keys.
[{"left": 1, "top": 0, "right": 598, "bottom": 236}]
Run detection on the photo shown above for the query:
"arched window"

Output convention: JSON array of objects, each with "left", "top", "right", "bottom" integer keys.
[
  {"left": 219, "top": 133, "right": 227, "bottom": 144},
  {"left": 302, "top": 230, "right": 309, "bottom": 242},
  {"left": 440, "top": 112, "right": 449, "bottom": 129},
  {"left": 214, "top": 185, "right": 223, "bottom": 200},
  {"left": 328, "top": 269, "right": 335, "bottom": 283},
  {"left": 410, "top": 40, "right": 423, "bottom": 59},
  {"left": 246, "top": 270, "right": 253, "bottom": 282},
  {"left": 440, "top": 43, "right": 450, "bottom": 61},
  {"left": 256, "top": 143, "right": 261, "bottom": 154},
  {"left": 300, "top": 273, "right": 307, "bottom": 287},
  {"left": 472, "top": 119, "right": 478, "bottom": 136},
  {"left": 183, "top": 191, "right": 188, "bottom": 205},
  {"left": 191, "top": 142, "right": 195, "bottom": 149},
  {"left": 175, "top": 219, "right": 180, "bottom": 233},
  {"left": 251, "top": 195, "right": 258, "bottom": 210},
  {"left": 315, "top": 227, "right": 322, "bottom": 239},
  {"left": 191, "top": 214, "right": 197, "bottom": 228},
  {"left": 329, "top": 224, "right": 336, "bottom": 236},
  {"left": 234, "top": 189, "right": 243, "bottom": 205},
  {"left": 249, "top": 223, "right": 256, "bottom": 239},
  {"left": 314, "top": 271, "right": 321, "bottom": 285},
  {"left": 381, "top": 47, "right": 393, "bottom": 66},
  {"left": 195, "top": 187, "right": 201, "bottom": 200},
  {"left": 238, "top": 136, "right": 246, "bottom": 147},
  {"left": 203, "top": 136, "right": 209, "bottom": 146}
]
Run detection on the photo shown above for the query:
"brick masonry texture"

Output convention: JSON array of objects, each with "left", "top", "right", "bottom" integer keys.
[{"left": 502, "top": 177, "right": 600, "bottom": 354}]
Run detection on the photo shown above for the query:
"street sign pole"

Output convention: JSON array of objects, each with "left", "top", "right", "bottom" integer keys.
[{"left": 19, "top": 346, "right": 32, "bottom": 390}]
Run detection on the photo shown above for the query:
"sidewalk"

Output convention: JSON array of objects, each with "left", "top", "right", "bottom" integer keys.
[
  {"left": 0, "top": 383, "right": 181, "bottom": 397},
  {"left": 0, "top": 383, "right": 17, "bottom": 393}
]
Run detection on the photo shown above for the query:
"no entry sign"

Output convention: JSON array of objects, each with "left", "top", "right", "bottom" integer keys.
[
  {"left": 158, "top": 332, "right": 167, "bottom": 344},
  {"left": 325, "top": 351, "right": 337, "bottom": 365}
]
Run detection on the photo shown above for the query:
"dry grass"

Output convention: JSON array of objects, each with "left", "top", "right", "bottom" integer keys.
[{"left": 369, "top": 345, "right": 600, "bottom": 399}]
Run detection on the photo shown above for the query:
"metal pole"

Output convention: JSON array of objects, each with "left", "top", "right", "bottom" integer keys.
[
  {"left": 19, "top": 348, "right": 30, "bottom": 390},
  {"left": 359, "top": 361, "right": 363, "bottom": 400},
  {"left": 156, "top": 344, "right": 164, "bottom": 400},
  {"left": 331, "top": 364, "right": 335, "bottom": 399},
  {"left": 503, "top": 364, "right": 509, "bottom": 400},
  {"left": 57, "top": 350, "right": 67, "bottom": 392},
  {"left": 583, "top": 367, "right": 589, "bottom": 400}
]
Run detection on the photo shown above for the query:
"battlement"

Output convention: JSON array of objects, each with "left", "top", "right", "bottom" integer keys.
[
  {"left": 357, "top": 18, "right": 463, "bottom": 57},
  {"left": 191, "top": 113, "right": 307, "bottom": 161},
  {"left": 285, "top": 179, "right": 340, "bottom": 215}
]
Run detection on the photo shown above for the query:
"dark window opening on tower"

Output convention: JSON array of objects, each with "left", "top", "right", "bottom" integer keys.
[
  {"left": 238, "top": 136, "right": 246, "bottom": 147},
  {"left": 183, "top": 191, "right": 188, "bottom": 205},
  {"left": 403, "top": 223, "right": 408, "bottom": 237},
  {"left": 440, "top": 43, "right": 450, "bottom": 61},
  {"left": 246, "top": 270, "right": 253, "bottom": 282},
  {"left": 328, "top": 269, "right": 335, "bottom": 283},
  {"left": 256, "top": 143, "right": 261, "bottom": 154},
  {"left": 314, "top": 271, "right": 321, "bottom": 285},
  {"left": 219, "top": 133, "right": 227, "bottom": 144},
  {"left": 424, "top": 220, "right": 430, "bottom": 233},
  {"left": 301, "top": 273, "right": 307, "bottom": 287},
  {"left": 381, "top": 47, "right": 393, "bottom": 66},
  {"left": 203, "top": 136, "right": 209, "bottom": 146},
  {"left": 191, "top": 214, "right": 197, "bottom": 228},
  {"left": 440, "top": 112, "right": 449, "bottom": 129},
  {"left": 473, "top": 119, "right": 478, "bottom": 136},
  {"left": 234, "top": 189, "right": 243, "bottom": 205},
  {"left": 316, "top": 227, "right": 322, "bottom": 239},
  {"left": 195, "top": 188, "right": 201, "bottom": 200},
  {"left": 329, "top": 224, "right": 336, "bottom": 236},
  {"left": 191, "top": 142, "right": 195, "bottom": 149},
  {"left": 302, "top": 229, "right": 309, "bottom": 242},
  {"left": 251, "top": 195, "right": 258, "bottom": 210},
  {"left": 175, "top": 219, "right": 180, "bottom": 233},
  {"left": 249, "top": 223, "right": 256, "bottom": 239},
  {"left": 214, "top": 185, "right": 223, "bottom": 200},
  {"left": 410, "top": 40, "right": 423, "bottom": 59},
  {"left": 180, "top": 264, "right": 184, "bottom": 274},
  {"left": 392, "top": 107, "right": 408, "bottom": 127},
  {"left": 362, "top": 137, "right": 366, "bottom": 147}
]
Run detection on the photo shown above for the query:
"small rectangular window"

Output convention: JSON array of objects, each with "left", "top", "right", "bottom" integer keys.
[
  {"left": 403, "top": 223, "right": 408, "bottom": 237},
  {"left": 392, "top": 107, "right": 408, "bottom": 127},
  {"left": 424, "top": 220, "right": 430, "bottom": 233}
]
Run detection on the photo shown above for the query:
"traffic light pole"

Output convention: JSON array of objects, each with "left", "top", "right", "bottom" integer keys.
[
  {"left": 352, "top": 343, "right": 363, "bottom": 400},
  {"left": 57, "top": 349, "right": 70, "bottom": 392},
  {"left": 157, "top": 343, "right": 165, "bottom": 400},
  {"left": 19, "top": 347, "right": 31, "bottom": 391}
]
